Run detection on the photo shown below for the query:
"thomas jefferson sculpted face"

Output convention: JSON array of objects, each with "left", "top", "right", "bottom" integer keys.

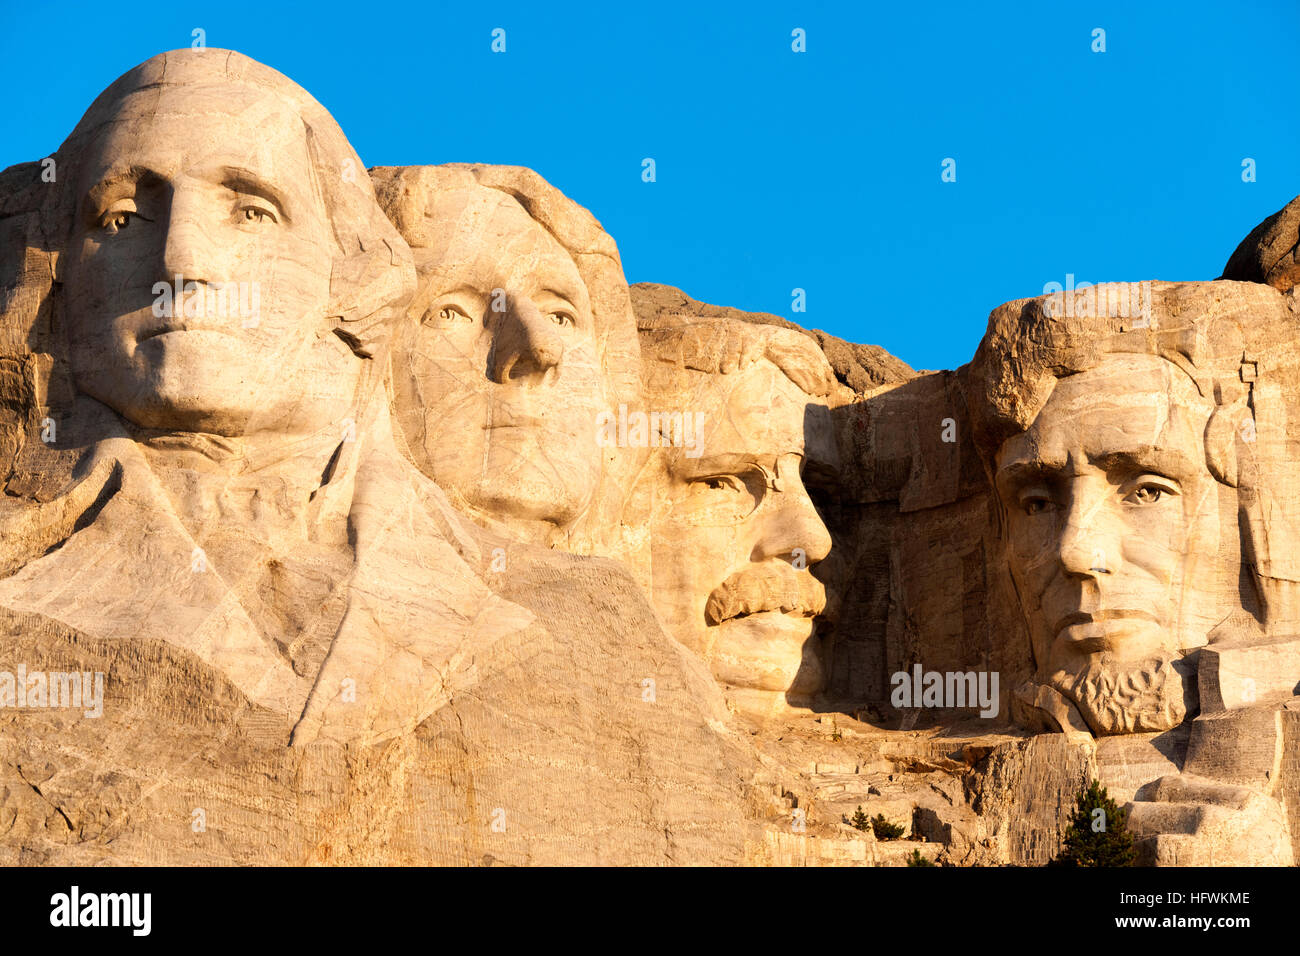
[
  {"left": 62, "top": 82, "right": 354, "bottom": 437},
  {"left": 391, "top": 186, "right": 604, "bottom": 530},
  {"left": 994, "top": 354, "right": 1220, "bottom": 734}
]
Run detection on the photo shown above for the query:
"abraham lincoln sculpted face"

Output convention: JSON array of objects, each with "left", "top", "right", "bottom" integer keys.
[
  {"left": 969, "top": 287, "right": 1247, "bottom": 737},
  {"left": 995, "top": 355, "right": 1220, "bottom": 733},
  {"left": 61, "top": 76, "right": 356, "bottom": 438}
]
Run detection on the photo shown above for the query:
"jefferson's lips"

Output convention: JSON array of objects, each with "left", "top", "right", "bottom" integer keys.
[{"left": 1052, "top": 608, "right": 1161, "bottom": 637}]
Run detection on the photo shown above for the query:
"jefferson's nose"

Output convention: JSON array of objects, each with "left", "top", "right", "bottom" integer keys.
[{"left": 488, "top": 295, "right": 564, "bottom": 386}]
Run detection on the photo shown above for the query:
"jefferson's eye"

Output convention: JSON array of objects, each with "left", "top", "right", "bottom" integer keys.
[
  {"left": 423, "top": 304, "right": 473, "bottom": 326},
  {"left": 240, "top": 205, "right": 277, "bottom": 225}
]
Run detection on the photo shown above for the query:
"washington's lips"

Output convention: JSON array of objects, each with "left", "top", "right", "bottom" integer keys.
[{"left": 139, "top": 320, "right": 241, "bottom": 341}]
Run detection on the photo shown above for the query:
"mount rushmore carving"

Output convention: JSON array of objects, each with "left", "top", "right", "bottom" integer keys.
[{"left": 0, "top": 48, "right": 1296, "bottom": 865}]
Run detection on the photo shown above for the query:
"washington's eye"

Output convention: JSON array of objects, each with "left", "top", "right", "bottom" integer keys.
[
  {"left": 548, "top": 310, "right": 575, "bottom": 328},
  {"left": 101, "top": 212, "right": 133, "bottom": 234},
  {"left": 240, "top": 205, "right": 277, "bottom": 225},
  {"left": 97, "top": 202, "right": 147, "bottom": 236}
]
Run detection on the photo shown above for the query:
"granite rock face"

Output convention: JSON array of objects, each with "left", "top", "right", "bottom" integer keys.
[{"left": 0, "top": 47, "right": 1297, "bottom": 866}]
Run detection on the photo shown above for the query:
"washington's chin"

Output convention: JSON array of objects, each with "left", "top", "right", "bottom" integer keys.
[
  {"left": 81, "top": 379, "right": 256, "bottom": 435},
  {"left": 704, "top": 612, "right": 823, "bottom": 696}
]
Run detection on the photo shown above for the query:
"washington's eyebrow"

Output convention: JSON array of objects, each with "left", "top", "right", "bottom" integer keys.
[
  {"left": 213, "top": 165, "right": 292, "bottom": 223},
  {"left": 84, "top": 166, "right": 159, "bottom": 213}
]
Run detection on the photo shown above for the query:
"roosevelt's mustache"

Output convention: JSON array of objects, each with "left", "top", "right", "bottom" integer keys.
[{"left": 705, "top": 563, "right": 826, "bottom": 625}]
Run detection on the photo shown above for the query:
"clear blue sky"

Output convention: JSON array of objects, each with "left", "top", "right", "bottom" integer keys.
[{"left": 2, "top": 0, "right": 1297, "bottom": 371}]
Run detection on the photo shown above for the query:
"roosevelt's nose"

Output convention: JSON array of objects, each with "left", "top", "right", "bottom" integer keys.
[
  {"left": 754, "top": 466, "right": 833, "bottom": 567},
  {"left": 488, "top": 294, "right": 564, "bottom": 386}
]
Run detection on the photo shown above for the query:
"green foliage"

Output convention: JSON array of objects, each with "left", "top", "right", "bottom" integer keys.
[
  {"left": 871, "top": 813, "right": 906, "bottom": 841},
  {"left": 906, "top": 849, "right": 936, "bottom": 867},
  {"left": 1052, "top": 780, "right": 1136, "bottom": 867},
  {"left": 850, "top": 805, "right": 870, "bottom": 832}
]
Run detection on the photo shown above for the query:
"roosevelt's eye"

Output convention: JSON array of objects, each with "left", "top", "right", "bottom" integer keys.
[
  {"left": 694, "top": 475, "right": 746, "bottom": 494},
  {"left": 239, "top": 204, "right": 278, "bottom": 225}
]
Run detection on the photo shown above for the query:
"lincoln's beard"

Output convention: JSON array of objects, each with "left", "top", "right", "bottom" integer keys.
[{"left": 1049, "top": 656, "right": 1191, "bottom": 736}]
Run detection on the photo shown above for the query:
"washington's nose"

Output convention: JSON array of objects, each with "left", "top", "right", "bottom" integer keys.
[
  {"left": 159, "top": 194, "right": 220, "bottom": 287},
  {"left": 488, "top": 295, "right": 564, "bottom": 386}
]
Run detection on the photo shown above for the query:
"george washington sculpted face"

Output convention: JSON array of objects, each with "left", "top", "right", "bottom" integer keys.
[{"left": 62, "top": 82, "right": 357, "bottom": 438}]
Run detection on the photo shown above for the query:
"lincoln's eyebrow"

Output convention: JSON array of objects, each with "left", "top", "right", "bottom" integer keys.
[
  {"left": 1092, "top": 447, "right": 1196, "bottom": 479},
  {"left": 213, "top": 165, "right": 293, "bottom": 224},
  {"left": 995, "top": 459, "right": 1060, "bottom": 489}
]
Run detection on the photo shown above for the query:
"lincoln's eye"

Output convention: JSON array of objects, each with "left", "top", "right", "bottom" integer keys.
[
  {"left": 1133, "top": 486, "right": 1163, "bottom": 504},
  {"left": 1022, "top": 496, "right": 1052, "bottom": 515},
  {"left": 241, "top": 205, "right": 277, "bottom": 225}
]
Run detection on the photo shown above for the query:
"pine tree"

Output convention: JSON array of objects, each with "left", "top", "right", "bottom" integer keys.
[
  {"left": 850, "top": 805, "right": 870, "bottom": 832},
  {"left": 1052, "top": 780, "right": 1136, "bottom": 867}
]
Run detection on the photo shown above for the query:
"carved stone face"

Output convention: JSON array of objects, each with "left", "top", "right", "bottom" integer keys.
[
  {"left": 648, "top": 358, "right": 835, "bottom": 698},
  {"left": 391, "top": 186, "right": 604, "bottom": 532},
  {"left": 995, "top": 354, "right": 1220, "bottom": 733},
  {"left": 63, "top": 83, "right": 356, "bottom": 438}
]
